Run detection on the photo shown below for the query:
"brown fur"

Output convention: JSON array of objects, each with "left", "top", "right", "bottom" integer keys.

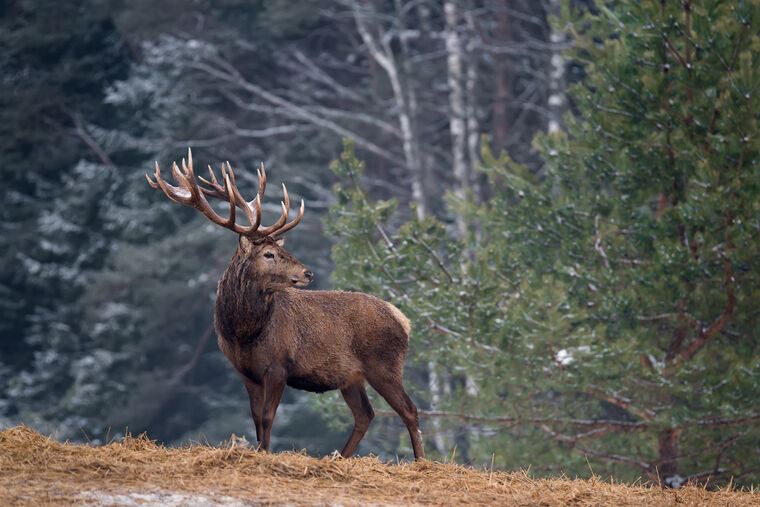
[{"left": 214, "top": 236, "right": 424, "bottom": 459}]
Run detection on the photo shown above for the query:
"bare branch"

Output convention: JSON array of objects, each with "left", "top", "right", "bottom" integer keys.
[
  {"left": 575, "top": 445, "right": 654, "bottom": 474},
  {"left": 376, "top": 409, "right": 760, "bottom": 432},
  {"left": 189, "top": 59, "right": 402, "bottom": 167},
  {"left": 68, "top": 112, "right": 117, "bottom": 169},
  {"left": 539, "top": 423, "right": 612, "bottom": 445},
  {"left": 290, "top": 49, "right": 366, "bottom": 103},
  {"left": 588, "top": 386, "right": 655, "bottom": 421},
  {"left": 409, "top": 231, "right": 455, "bottom": 283},
  {"left": 376, "top": 409, "right": 650, "bottom": 431},
  {"left": 696, "top": 414, "right": 760, "bottom": 428}
]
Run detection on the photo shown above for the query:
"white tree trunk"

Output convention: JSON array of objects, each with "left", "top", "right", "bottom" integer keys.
[
  {"left": 547, "top": 0, "right": 566, "bottom": 134},
  {"left": 464, "top": 8, "right": 480, "bottom": 200},
  {"left": 445, "top": 0, "right": 468, "bottom": 236},
  {"left": 427, "top": 363, "right": 449, "bottom": 453},
  {"left": 352, "top": 4, "right": 426, "bottom": 219},
  {"left": 393, "top": 0, "right": 425, "bottom": 220}
]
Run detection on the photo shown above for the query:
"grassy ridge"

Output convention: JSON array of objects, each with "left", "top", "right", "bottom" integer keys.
[{"left": 0, "top": 426, "right": 755, "bottom": 506}]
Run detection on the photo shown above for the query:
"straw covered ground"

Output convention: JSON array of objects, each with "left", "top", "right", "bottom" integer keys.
[{"left": 0, "top": 426, "right": 756, "bottom": 506}]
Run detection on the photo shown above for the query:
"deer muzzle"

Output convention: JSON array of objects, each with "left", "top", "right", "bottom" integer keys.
[{"left": 291, "top": 269, "right": 314, "bottom": 287}]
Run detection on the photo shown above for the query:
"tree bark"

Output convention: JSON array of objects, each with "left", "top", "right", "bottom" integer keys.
[
  {"left": 658, "top": 428, "right": 682, "bottom": 485},
  {"left": 464, "top": 8, "right": 481, "bottom": 200},
  {"left": 547, "top": 0, "right": 566, "bottom": 133},
  {"left": 491, "top": 0, "right": 511, "bottom": 151},
  {"left": 352, "top": 3, "right": 427, "bottom": 219},
  {"left": 445, "top": 0, "right": 469, "bottom": 236}
]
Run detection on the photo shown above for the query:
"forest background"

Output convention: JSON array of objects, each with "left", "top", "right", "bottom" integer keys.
[{"left": 1, "top": 0, "right": 758, "bottom": 488}]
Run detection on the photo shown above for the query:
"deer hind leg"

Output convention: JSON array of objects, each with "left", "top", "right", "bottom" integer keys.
[
  {"left": 260, "top": 368, "right": 287, "bottom": 452},
  {"left": 366, "top": 371, "right": 425, "bottom": 460},
  {"left": 244, "top": 379, "right": 265, "bottom": 449},
  {"left": 339, "top": 382, "right": 375, "bottom": 458}
]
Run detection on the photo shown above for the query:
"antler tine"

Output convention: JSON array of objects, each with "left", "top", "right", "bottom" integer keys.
[
  {"left": 273, "top": 198, "right": 305, "bottom": 237},
  {"left": 151, "top": 161, "right": 192, "bottom": 205},
  {"left": 148, "top": 150, "right": 250, "bottom": 233},
  {"left": 174, "top": 159, "right": 186, "bottom": 182},
  {"left": 258, "top": 162, "right": 267, "bottom": 197},
  {"left": 258, "top": 183, "right": 292, "bottom": 235},
  {"left": 181, "top": 148, "right": 195, "bottom": 179},
  {"left": 220, "top": 169, "right": 237, "bottom": 228},
  {"left": 248, "top": 162, "right": 265, "bottom": 231},
  {"left": 179, "top": 159, "right": 243, "bottom": 232},
  {"left": 282, "top": 183, "right": 291, "bottom": 210},
  {"left": 251, "top": 193, "right": 262, "bottom": 230},
  {"left": 196, "top": 160, "right": 259, "bottom": 234},
  {"left": 198, "top": 164, "right": 228, "bottom": 199},
  {"left": 223, "top": 162, "right": 259, "bottom": 234}
]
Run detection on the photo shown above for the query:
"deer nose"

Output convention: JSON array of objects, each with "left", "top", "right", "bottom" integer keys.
[{"left": 304, "top": 270, "right": 314, "bottom": 280}]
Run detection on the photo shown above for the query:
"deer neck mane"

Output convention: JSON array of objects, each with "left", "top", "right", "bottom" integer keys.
[{"left": 214, "top": 252, "right": 279, "bottom": 344}]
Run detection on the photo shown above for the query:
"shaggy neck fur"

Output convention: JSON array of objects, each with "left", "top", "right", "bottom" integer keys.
[{"left": 214, "top": 250, "right": 277, "bottom": 344}]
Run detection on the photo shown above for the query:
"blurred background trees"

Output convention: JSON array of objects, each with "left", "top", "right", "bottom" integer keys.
[{"left": 0, "top": 0, "right": 757, "bottom": 487}]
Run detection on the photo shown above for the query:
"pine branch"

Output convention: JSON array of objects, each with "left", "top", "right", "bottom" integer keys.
[
  {"left": 677, "top": 233, "right": 736, "bottom": 363},
  {"left": 376, "top": 409, "right": 649, "bottom": 431},
  {"left": 375, "top": 410, "right": 760, "bottom": 432},
  {"left": 574, "top": 445, "right": 653, "bottom": 474},
  {"left": 67, "top": 110, "right": 116, "bottom": 169}
]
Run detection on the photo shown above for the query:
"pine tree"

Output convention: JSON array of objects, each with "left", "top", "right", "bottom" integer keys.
[
  {"left": 0, "top": 0, "right": 130, "bottom": 431},
  {"left": 326, "top": 0, "right": 760, "bottom": 485}
]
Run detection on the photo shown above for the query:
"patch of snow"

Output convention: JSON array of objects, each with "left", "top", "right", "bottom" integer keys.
[
  {"left": 555, "top": 345, "right": 591, "bottom": 366},
  {"left": 555, "top": 349, "right": 574, "bottom": 366},
  {"left": 79, "top": 489, "right": 250, "bottom": 507},
  {"left": 664, "top": 474, "right": 686, "bottom": 489}
]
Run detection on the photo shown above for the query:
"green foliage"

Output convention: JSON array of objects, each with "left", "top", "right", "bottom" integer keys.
[{"left": 326, "top": 1, "right": 760, "bottom": 485}]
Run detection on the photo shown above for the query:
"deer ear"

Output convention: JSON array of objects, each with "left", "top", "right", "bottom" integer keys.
[
  {"left": 239, "top": 235, "right": 254, "bottom": 254},
  {"left": 275, "top": 237, "right": 285, "bottom": 247}
]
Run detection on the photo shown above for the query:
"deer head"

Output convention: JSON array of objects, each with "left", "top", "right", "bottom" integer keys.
[{"left": 146, "top": 148, "right": 313, "bottom": 288}]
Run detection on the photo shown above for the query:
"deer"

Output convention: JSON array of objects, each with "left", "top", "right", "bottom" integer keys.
[{"left": 146, "top": 149, "right": 424, "bottom": 460}]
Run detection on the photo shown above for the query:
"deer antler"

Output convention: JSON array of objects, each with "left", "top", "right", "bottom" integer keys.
[{"left": 146, "top": 148, "right": 304, "bottom": 237}]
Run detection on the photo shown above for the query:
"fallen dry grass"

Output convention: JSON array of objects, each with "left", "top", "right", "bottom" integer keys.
[{"left": 0, "top": 426, "right": 756, "bottom": 506}]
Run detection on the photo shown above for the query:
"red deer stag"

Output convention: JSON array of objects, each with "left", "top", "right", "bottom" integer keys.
[{"left": 146, "top": 149, "right": 424, "bottom": 460}]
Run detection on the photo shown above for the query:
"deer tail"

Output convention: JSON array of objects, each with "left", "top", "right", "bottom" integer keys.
[{"left": 384, "top": 302, "right": 411, "bottom": 336}]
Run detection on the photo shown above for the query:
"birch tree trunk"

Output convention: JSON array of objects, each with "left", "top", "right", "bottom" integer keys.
[
  {"left": 547, "top": 0, "right": 566, "bottom": 134},
  {"left": 491, "top": 0, "right": 510, "bottom": 151},
  {"left": 444, "top": 0, "right": 469, "bottom": 237},
  {"left": 393, "top": 0, "right": 426, "bottom": 220},
  {"left": 445, "top": 1, "right": 479, "bottom": 462},
  {"left": 352, "top": 3, "right": 427, "bottom": 219},
  {"left": 464, "top": 7, "right": 481, "bottom": 201}
]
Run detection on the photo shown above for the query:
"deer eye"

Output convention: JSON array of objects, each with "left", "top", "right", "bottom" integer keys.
[{"left": 263, "top": 251, "right": 275, "bottom": 259}]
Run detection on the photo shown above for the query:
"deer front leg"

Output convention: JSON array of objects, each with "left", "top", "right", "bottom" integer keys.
[
  {"left": 260, "top": 367, "right": 287, "bottom": 452},
  {"left": 244, "top": 379, "right": 265, "bottom": 449}
]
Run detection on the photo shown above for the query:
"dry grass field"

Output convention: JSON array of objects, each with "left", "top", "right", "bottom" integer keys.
[{"left": 0, "top": 426, "right": 756, "bottom": 506}]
